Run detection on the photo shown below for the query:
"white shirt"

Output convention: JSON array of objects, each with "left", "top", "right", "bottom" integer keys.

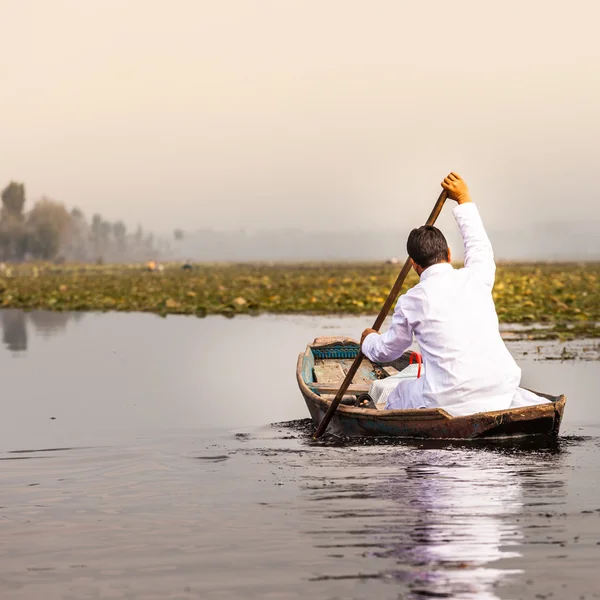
[{"left": 362, "top": 202, "right": 522, "bottom": 416}]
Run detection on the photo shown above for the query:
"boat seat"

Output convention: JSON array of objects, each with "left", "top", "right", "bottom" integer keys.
[{"left": 309, "top": 382, "right": 371, "bottom": 394}]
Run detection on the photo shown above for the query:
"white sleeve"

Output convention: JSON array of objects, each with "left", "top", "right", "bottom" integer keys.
[
  {"left": 453, "top": 202, "right": 495, "bottom": 288},
  {"left": 361, "top": 301, "right": 413, "bottom": 363}
]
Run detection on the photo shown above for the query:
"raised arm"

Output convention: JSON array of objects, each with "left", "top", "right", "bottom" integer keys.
[{"left": 441, "top": 172, "right": 495, "bottom": 288}]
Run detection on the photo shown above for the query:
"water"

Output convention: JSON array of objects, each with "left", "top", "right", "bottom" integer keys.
[{"left": 0, "top": 310, "right": 599, "bottom": 599}]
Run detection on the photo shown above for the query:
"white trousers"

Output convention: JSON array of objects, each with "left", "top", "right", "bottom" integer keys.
[{"left": 384, "top": 377, "right": 550, "bottom": 416}]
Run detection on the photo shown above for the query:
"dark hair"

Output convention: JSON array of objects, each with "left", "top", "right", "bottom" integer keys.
[{"left": 406, "top": 225, "right": 449, "bottom": 269}]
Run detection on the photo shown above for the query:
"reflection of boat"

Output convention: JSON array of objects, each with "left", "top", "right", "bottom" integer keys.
[
  {"left": 297, "top": 337, "right": 566, "bottom": 439},
  {"left": 379, "top": 455, "right": 526, "bottom": 598}
]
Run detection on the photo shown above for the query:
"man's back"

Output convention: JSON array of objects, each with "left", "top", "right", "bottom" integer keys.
[
  {"left": 400, "top": 207, "right": 521, "bottom": 414},
  {"left": 362, "top": 175, "right": 522, "bottom": 416}
]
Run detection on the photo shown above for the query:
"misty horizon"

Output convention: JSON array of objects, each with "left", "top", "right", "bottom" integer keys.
[
  {"left": 171, "top": 220, "right": 600, "bottom": 262},
  {"left": 3, "top": 0, "right": 599, "bottom": 255}
]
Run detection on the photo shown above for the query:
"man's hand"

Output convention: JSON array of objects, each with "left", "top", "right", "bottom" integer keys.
[
  {"left": 441, "top": 172, "right": 472, "bottom": 205},
  {"left": 361, "top": 328, "right": 378, "bottom": 345}
]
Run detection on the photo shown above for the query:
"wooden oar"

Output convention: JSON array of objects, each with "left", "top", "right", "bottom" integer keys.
[{"left": 313, "top": 189, "right": 448, "bottom": 439}]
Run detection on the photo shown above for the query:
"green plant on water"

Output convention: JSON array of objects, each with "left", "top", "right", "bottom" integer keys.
[{"left": 0, "top": 262, "right": 597, "bottom": 339}]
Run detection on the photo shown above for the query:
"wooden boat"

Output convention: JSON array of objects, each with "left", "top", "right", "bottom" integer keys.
[{"left": 297, "top": 337, "right": 566, "bottom": 439}]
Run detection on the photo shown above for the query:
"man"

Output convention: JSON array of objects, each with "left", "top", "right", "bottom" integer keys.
[{"left": 360, "top": 172, "right": 546, "bottom": 416}]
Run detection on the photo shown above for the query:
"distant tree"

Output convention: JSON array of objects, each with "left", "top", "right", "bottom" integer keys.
[
  {"left": 0, "top": 182, "right": 28, "bottom": 260},
  {"left": 174, "top": 228, "right": 184, "bottom": 241},
  {"left": 1, "top": 182, "right": 26, "bottom": 221},
  {"left": 0, "top": 182, "right": 164, "bottom": 263},
  {"left": 145, "top": 233, "right": 155, "bottom": 251},
  {"left": 112, "top": 221, "right": 127, "bottom": 253},
  {"left": 90, "top": 213, "right": 110, "bottom": 259},
  {"left": 70, "top": 207, "right": 85, "bottom": 221},
  {"left": 91, "top": 214, "right": 103, "bottom": 236},
  {"left": 66, "top": 207, "right": 90, "bottom": 261},
  {"left": 100, "top": 221, "right": 111, "bottom": 243},
  {"left": 0, "top": 219, "right": 28, "bottom": 261},
  {"left": 26, "top": 198, "right": 72, "bottom": 260}
]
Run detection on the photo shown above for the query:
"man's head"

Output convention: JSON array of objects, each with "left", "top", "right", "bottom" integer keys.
[{"left": 406, "top": 225, "right": 451, "bottom": 275}]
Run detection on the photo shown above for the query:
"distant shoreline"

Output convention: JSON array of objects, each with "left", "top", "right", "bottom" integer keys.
[{"left": 0, "top": 262, "right": 596, "bottom": 341}]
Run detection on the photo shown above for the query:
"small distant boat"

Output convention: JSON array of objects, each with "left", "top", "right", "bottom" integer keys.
[{"left": 297, "top": 337, "right": 566, "bottom": 439}]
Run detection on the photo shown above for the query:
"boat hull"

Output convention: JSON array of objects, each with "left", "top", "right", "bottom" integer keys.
[{"left": 297, "top": 341, "right": 566, "bottom": 439}]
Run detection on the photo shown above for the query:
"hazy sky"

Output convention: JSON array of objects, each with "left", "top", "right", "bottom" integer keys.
[{"left": 2, "top": 0, "right": 599, "bottom": 237}]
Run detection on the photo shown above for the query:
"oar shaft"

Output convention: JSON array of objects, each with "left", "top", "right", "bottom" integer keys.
[{"left": 313, "top": 189, "right": 448, "bottom": 439}]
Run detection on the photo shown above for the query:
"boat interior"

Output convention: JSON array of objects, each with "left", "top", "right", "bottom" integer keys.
[
  {"left": 302, "top": 337, "right": 561, "bottom": 411},
  {"left": 303, "top": 338, "right": 411, "bottom": 409}
]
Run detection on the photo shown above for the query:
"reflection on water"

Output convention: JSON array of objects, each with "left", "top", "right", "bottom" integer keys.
[
  {"left": 0, "top": 309, "right": 84, "bottom": 351},
  {"left": 0, "top": 425, "right": 588, "bottom": 600},
  {"left": 1, "top": 310, "right": 27, "bottom": 351},
  {"left": 400, "top": 459, "right": 524, "bottom": 598},
  {"left": 27, "top": 310, "right": 84, "bottom": 336},
  {"left": 0, "top": 310, "right": 598, "bottom": 599},
  {"left": 294, "top": 439, "right": 572, "bottom": 600}
]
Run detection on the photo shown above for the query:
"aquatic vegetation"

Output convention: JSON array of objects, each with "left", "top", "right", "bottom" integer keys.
[{"left": 0, "top": 262, "right": 598, "bottom": 338}]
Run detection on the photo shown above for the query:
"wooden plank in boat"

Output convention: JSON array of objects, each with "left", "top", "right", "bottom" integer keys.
[
  {"left": 309, "top": 382, "right": 371, "bottom": 394},
  {"left": 313, "top": 360, "right": 346, "bottom": 384}
]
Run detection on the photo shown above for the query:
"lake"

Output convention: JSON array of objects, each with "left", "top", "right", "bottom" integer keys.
[{"left": 0, "top": 310, "right": 599, "bottom": 599}]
